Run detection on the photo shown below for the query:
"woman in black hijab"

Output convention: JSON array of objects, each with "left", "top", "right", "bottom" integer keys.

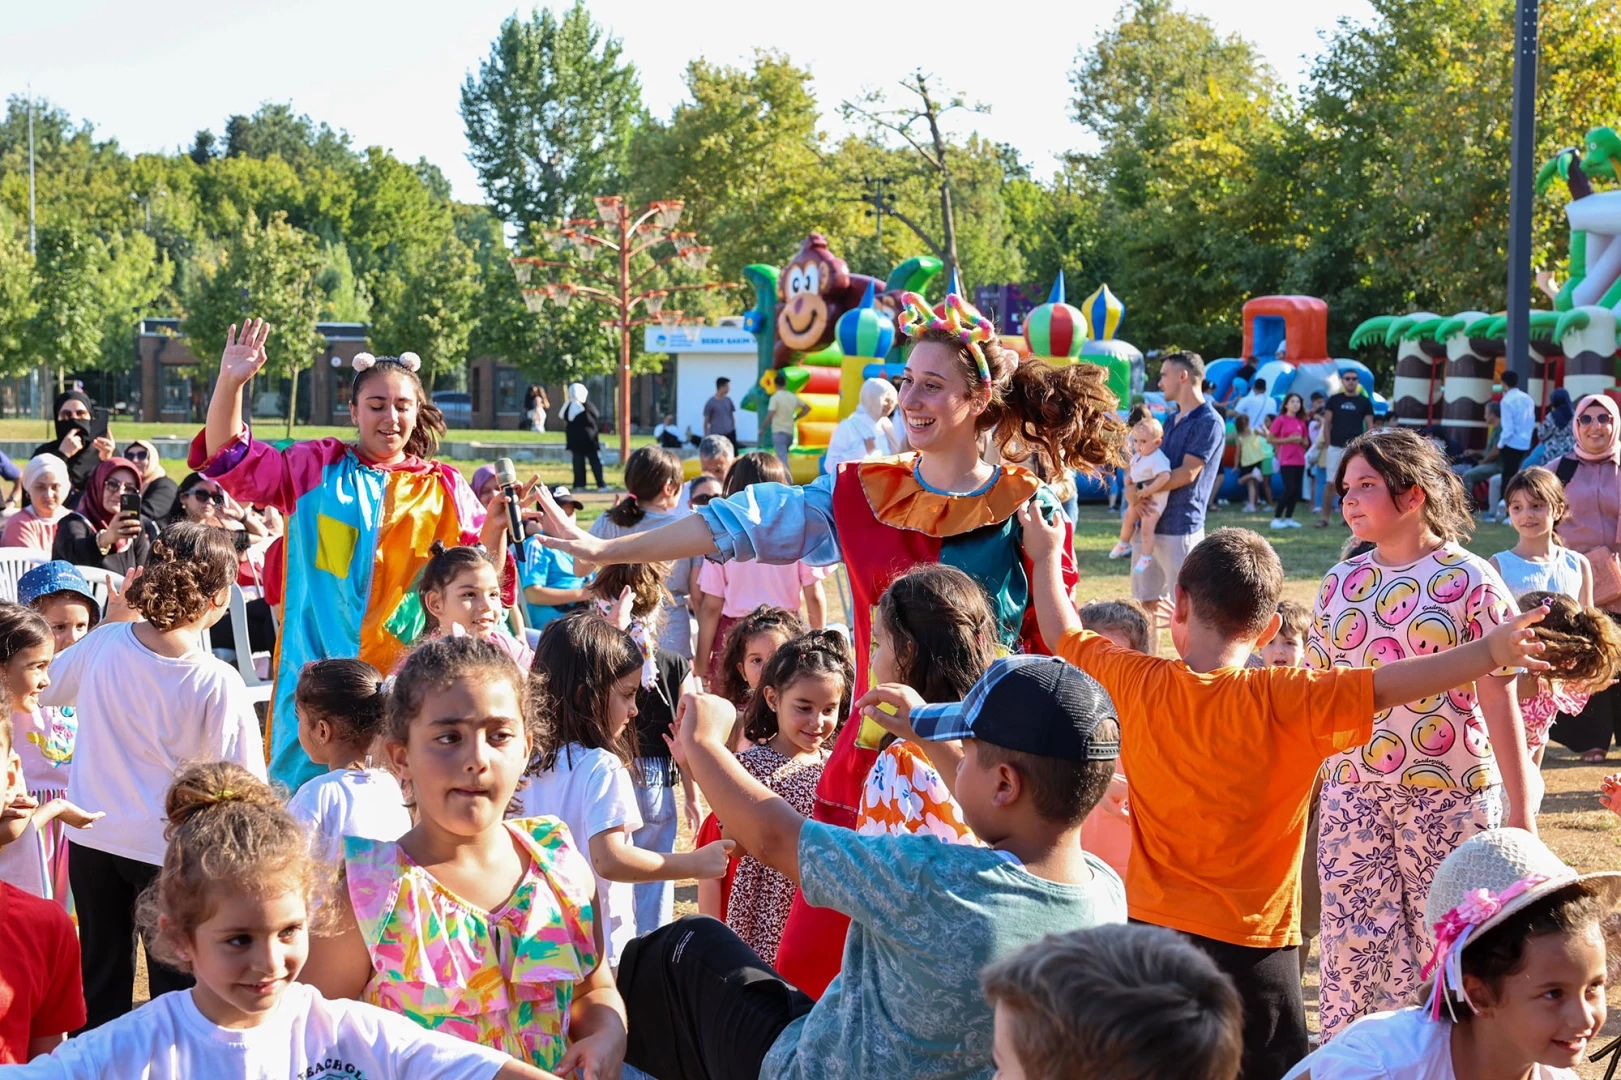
[{"left": 31, "top": 391, "right": 114, "bottom": 500}]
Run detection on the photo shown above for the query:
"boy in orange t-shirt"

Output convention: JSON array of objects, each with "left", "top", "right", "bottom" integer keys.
[{"left": 1016, "top": 508, "right": 1550, "bottom": 1080}]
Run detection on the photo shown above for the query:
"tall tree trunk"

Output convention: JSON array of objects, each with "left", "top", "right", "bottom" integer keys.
[
  {"left": 285, "top": 366, "right": 299, "bottom": 439},
  {"left": 915, "top": 75, "right": 959, "bottom": 283}
]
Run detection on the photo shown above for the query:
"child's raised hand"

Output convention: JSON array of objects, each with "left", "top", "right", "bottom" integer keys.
[
  {"left": 607, "top": 585, "right": 635, "bottom": 631},
  {"left": 1016, "top": 496, "right": 1065, "bottom": 563},
  {"left": 855, "top": 683, "right": 927, "bottom": 742},
  {"left": 103, "top": 566, "right": 142, "bottom": 624},
  {"left": 674, "top": 692, "right": 737, "bottom": 751},
  {"left": 691, "top": 838, "right": 738, "bottom": 879},
  {"left": 1601, "top": 773, "right": 1621, "bottom": 817},
  {"left": 1487, "top": 602, "right": 1553, "bottom": 672},
  {"left": 218, "top": 318, "right": 271, "bottom": 385}
]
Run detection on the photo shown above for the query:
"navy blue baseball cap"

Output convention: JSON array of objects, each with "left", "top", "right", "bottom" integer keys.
[{"left": 911, "top": 655, "right": 1120, "bottom": 763}]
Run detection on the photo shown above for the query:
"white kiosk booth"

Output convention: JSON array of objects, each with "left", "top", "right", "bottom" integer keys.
[{"left": 644, "top": 323, "right": 761, "bottom": 447}]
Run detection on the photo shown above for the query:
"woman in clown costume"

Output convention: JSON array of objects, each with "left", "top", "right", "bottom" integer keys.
[
  {"left": 533, "top": 290, "right": 1123, "bottom": 995},
  {"left": 190, "top": 319, "right": 526, "bottom": 792}
]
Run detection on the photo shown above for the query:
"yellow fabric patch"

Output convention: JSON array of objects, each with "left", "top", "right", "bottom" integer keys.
[{"left": 315, "top": 514, "right": 360, "bottom": 577}]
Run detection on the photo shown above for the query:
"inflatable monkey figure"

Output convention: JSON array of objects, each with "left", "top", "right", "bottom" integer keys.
[{"left": 773, "top": 234, "right": 887, "bottom": 367}]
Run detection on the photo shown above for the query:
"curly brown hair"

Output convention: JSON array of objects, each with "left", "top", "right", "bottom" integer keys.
[
  {"left": 902, "top": 324, "right": 1126, "bottom": 479},
  {"left": 136, "top": 762, "right": 329, "bottom": 972},
  {"left": 741, "top": 630, "right": 855, "bottom": 744},
  {"left": 714, "top": 605, "right": 808, "bottom": 708},
  {"left": 586, "top": 560, "right": 670, "bottom": 623},
  {"left": 1335, "top": 427, "right": 1474, "bottom": 544},
  {"left": 126, "top": 522, "right": 239, "bottom": 631},
  {"left": 1518, "top": 591, "right": 1621, "bottom": 693}
]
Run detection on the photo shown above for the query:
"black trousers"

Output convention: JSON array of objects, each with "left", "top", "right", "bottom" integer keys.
[
  {"left": 618, "top": 915, "right": 814, "bottom": 1080},
  {"left": 1553, "top": 674, "right": 1621, "bottom": 754},
  {"left": 1498, "top": 445, "right": 1527, "bottom": 490},
  {"left": 1136, "top": 920, "right": 1305, "bottom": 1080},
  {"left": 1274, "top": 465, "right": 1304, "bottom": 520},
  {"left": 573, "top": 448, "right": 605, "bottom": 489},
  {"left": 69, "top": 842, "right": 194, "bottom": 1031}
]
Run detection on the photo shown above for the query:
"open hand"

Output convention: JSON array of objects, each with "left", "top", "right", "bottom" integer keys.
[
  {"left": 1601, "top": 773, "right": 1621, "bottom": 817},
  {"left": 1488, "top": 602, "right": 1552, "bottom": 672},
  {"left": 218, "top": 318, "right": 271, "bottom": 386},
  {"left": 606, "top": 585, "right": 635, "bottom": 631},
  {"left": 103, "top": 566, "right": 142, "bottom": 623},
  {"left": 531, "top": 485, "right": 608, "bottom": 563},
  {"left": 550, "top": 1028, "right": 626, "bottom": 1080},
  {"left": 1016, "top": 496, "right": 1065, "bottom": 564},
  {"left": 854, "top": 683, "right": 927, "bottom": 742},
  {"left": 478, "top": 476, "right": 544, "bottom": 552},
  {"left": 36, "top": 798, "right": 104, "bottom": 830}
]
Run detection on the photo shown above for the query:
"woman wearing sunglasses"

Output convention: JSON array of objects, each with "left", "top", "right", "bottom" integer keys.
[
  {"left": 1549, "top": 393, "right": 1621, "bottom": 761},
  {"left": 123, "top": 440, "right": 177, "bottom": 522},
  {"left": 52, "top": 458, "right": 157, "bottom": 575}
]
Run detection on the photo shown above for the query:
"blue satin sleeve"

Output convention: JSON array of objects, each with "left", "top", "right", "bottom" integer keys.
[{"left": 695, "top": 472, "right": 841, "bottom": 567}]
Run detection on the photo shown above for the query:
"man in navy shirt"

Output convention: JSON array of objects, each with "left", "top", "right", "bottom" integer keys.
[{"left": 1131, "top": 351, "right": 1226, "bottom": 652}]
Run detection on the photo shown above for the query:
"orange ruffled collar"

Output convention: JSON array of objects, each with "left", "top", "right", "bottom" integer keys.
[{"left": 855, "top": 453, "right": 1042, "bottom": 537}]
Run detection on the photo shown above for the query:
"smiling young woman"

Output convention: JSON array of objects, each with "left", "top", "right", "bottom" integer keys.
[
  {"left": 189, "top": 319, "right": 527, "bottom": 793},
  {"left": 533, "top": 289, "right": 1125, "bottom": 996}
]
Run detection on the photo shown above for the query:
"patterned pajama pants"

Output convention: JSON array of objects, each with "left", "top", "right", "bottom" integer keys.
[{"left": 1315, "top": 781, "right": 1500, "bottom": 1040}]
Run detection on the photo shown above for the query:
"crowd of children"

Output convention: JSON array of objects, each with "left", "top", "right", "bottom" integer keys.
[{"left": 3, "top": 308, "right": 1621, "bottom": 1080}]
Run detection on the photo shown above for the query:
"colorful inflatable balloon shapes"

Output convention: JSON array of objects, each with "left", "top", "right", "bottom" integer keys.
[
  {"left": 1083, "top": 282, "right": 1126, "bottom": 343},
  {"left": 773, "top": 234, "right": 886, "bottom": 368},
  {"left": 1077, "top": 280, "right": 1142, "bottom": 404},
  {"left": 1023, "top": 272, "right": 1086, "bottom": 360},
  {"left": 835, "top": 280, "right": 895, "bottom": 360}
]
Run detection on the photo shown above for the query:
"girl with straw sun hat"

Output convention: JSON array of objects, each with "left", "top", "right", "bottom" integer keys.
[{"left": 1286, "top": 827, "right": 1621, "bottom": 1078}]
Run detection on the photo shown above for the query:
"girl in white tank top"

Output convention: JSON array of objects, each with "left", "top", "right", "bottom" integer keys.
[{"left": 1490, "top": 467, "right": 1594, "bottom": 606}]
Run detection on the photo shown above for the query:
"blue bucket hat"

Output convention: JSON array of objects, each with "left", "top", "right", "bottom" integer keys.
[{"left": 17, "top": 561, "right": 102, "bottom": 626}]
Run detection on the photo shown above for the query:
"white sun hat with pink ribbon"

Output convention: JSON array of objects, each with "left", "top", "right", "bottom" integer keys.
[{"left": 1423, "top": 827, "right": 1621, "bottom": 1020}]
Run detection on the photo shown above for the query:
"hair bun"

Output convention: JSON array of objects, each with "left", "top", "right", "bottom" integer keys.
[{"left": 163, "top": 762, "right": 278, "bottom": 837}]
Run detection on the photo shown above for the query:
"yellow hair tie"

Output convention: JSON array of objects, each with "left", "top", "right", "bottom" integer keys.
[{"left": 218, "top": 789, "right": 235, "bottom": 799}]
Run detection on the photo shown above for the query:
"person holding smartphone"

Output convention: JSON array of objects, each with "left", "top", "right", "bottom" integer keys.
[
  {"left": 51, "top": 458, "right": 157, "bottom": 576},
  {"left": 30, "top": 392, "right": 115, "bottom": 501}
]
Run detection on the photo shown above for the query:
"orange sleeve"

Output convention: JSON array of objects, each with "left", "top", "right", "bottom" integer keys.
[
  {"left": 1270, "top": 666, "right": 1376, "bottom": 757},
  {"left": 1056, "top": 628, "right": 1160, "bottom": 729}
]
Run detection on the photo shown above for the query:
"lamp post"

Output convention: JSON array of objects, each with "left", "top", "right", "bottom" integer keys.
[
  {"left": 1504, "top": 0, "right": 1539, "bottom": 385},
  {"left": 129, "top": 189, "right": 165, "bottom": 233},
  {"left": 510, "top": 197, "right": 735, "bottom": 463}
]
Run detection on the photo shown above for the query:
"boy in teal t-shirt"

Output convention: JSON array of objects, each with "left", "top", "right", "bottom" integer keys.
[{"left": 619, "top": 656, "right": 1127, "bottom": 1080}]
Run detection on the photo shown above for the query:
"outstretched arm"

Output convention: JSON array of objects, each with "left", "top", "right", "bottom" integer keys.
[
  {"left": 532, "top": 487, "right": 720, "bottom": 568},
  {"left": 204, "top": 319, "right": 271, "bottom": 458},
  {"left": 674, "top": 693, "right": 805, "bottom": 886},
  {"left": 1369, "top": 604, "right": 1549, "bottom": 710}
]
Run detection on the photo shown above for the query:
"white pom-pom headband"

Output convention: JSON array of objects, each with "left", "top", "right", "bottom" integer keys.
[{"left": 351, "top": 351, "right": 422, "bottom": 374}]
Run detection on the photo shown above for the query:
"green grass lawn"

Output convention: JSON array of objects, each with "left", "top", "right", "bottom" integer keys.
[{"left": 0, "top": 418, "right": 660, "bottom": 448}]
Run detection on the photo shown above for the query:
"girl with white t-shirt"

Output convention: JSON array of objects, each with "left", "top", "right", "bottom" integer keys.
[
  {"left": 286, "top": 659, "right": 410, "bottom": 867},
  {"left": 1284, "top": 828, "right": 1620, "bottom": 1080},
  {"left": 9, "top": 761, "right": 555, "bottom": 1080},
  {"left": 520, "top": 611, "right": 731, "bottom": 966},
  {"left": 45, "top": 522, "right": 266, "bottom": 1030}
]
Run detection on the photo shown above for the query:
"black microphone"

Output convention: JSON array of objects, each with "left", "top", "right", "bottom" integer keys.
[{"left": 494, "top": 457, "right": 525, "bottom": 563}]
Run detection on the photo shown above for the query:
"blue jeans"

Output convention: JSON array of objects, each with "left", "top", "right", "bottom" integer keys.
[
  {"left": 773, "top": 431, "right": 793, "bottom": 471},
  {"left": 632, "top": 758, "right": 679, "bottom": 936}
]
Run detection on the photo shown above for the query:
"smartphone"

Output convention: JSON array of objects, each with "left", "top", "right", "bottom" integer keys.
[{"left": 120, "top": 492, "right": 142, "bottom": 520}]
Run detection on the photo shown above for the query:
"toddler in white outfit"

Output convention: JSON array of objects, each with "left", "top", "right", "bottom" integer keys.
[{"left": 1109, "top": 418, "right": 1173, "bottom": 574}]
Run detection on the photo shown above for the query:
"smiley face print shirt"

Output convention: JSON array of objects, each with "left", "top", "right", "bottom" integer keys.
[{"left": 1310, "top": 542, "right": 1518, "bottom": 792}]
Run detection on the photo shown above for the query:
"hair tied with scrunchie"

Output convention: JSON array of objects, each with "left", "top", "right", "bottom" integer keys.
[{"left": 352, "top": 351, "right": 422, "bottom": 374}]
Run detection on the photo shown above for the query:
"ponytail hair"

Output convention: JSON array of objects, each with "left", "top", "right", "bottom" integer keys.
[
  {"left": 136, "top": 762, "right": 323, "bottom": 971},
  {"left": 294, "top": 658, "right": 387, "bottom": 745},
  {"left": 904, "top": 322, "right": 1126, "bottom": 479},
  {"left": 126, "top": 522, "right": 238, "bottom": 631},
  {"left": 742, "top": 629, "right": 854, "bottom": 744},
  {"left": 606, "top": 447, "right": 684, "bottom": 528}
]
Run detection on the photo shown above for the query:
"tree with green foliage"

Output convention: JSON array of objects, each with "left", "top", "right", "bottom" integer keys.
[
  {"left": 461, "top": 2, "right": 644, "bottom": 229},
  {"left": 20, "top": 227, "right": 105, "bottom": 385},
  {"left": 183, "top": 210, "right": 324, "bottom": 436},
  {"left": 0, "top": 222, "right": 38, "bottom": 377}
]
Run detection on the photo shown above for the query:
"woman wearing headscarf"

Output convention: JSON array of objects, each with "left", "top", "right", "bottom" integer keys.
[
  {"left": 51, "top": 457, "right": 158, "bottom": 575},
  {"left": 562, "top": 382, "right": 606, "bottom": 491},
  {"left": 1549, "top": 392, "right": 1621, "bottom": 760},
  {"left": 822, "top": 377, "right": 900, "bottom": 474},
  {"left": 1, "top": 455, "right": 71, "bottom": 549},
  {"left": 31, "top": 391, "right": 113, "bottom": 499},
  {"left": 1531, "top": 387, "right": 1576, "bottom": 465},
  {"left": 124, "top": 439, "right": 178, "bottom": 522}
]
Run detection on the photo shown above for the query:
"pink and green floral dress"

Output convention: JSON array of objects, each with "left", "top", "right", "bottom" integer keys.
[{"left": 344, "top": 817, "right": 599, "bottom": 1071}]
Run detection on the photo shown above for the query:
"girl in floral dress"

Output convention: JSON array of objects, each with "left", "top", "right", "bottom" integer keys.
[
  {"left": 721, "top": 632, "right": 852, "bottom": 964},
  {"left": 856, "top": 565, "right": 998, "bottom": 843},
  {"left": 298, "top": 635, "right": 627, "bottom": 1077}
]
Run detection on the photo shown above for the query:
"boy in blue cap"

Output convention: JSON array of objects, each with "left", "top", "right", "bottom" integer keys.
[{"left": 617, "top": 656, "right": 1126, "bottom": 1080}]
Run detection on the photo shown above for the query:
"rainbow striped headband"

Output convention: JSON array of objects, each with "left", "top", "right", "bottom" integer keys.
[{"left": 896, "top": 291, "right": 997, "bottom": 386}]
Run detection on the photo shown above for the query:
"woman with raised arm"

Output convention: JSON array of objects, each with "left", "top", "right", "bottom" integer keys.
[
  {"left": 534, "top": 290, "right": 1123, "bottom": 996},
  {"left": 188, "top": 319, "right": 529, "bottom": 792}
]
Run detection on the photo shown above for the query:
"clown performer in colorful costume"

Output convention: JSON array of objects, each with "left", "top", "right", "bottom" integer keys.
[
  {"left": 533, "top": 291, "right": 1124, "bottom": 995},
  {"left": 189, "top": 319, "right": 529, "bottom": 792}
]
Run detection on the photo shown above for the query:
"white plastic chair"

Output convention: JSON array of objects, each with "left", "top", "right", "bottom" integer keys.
[
  {"left": 0, "top": 549, "right": 49, "bottom": 602},
  {"left": 210, "top": 584, "right": 274, "bottom": 704}
]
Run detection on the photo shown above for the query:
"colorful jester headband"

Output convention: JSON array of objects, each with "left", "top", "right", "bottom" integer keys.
[{"left": 895, "top": 291, "right": 997, "bottom": 387}]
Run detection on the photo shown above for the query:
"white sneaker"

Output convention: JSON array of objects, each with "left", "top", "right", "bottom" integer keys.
[
  {"left": 1269, "top": 519, "right": 1288, "bottom": 530},
  {"left": 1108, "top": 542, "right": 1131, "bottom": 559},
  {"left": 1287, "top": 519, "right": 1304, "bottom": 528}
]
